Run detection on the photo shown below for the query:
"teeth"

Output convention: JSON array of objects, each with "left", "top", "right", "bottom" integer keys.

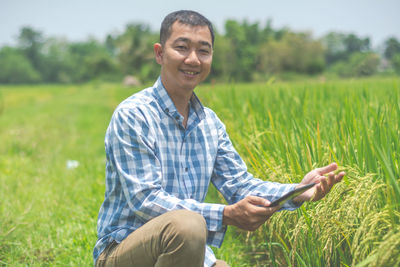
[{"left": 184, "top": 71, "right": 196, "bottom": 75}]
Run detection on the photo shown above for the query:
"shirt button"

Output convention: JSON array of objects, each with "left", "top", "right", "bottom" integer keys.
[
  {"left": 175, "top": 116, "right": 180, "bottom": 120},
  {"left": 165, "top": 108, "right": 169, "bottom": 113},
  {"left": 185, "top": 167, "right": 188, "bottom": 172}
]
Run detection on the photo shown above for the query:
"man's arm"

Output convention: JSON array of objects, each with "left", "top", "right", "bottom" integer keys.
[
  {"left": 209, "top": 115, "right": 345, "bottom": 231},
  {"left": 210, "top": 117, "right": 299, "bottom": 206},
  {"left": 208, "top": 116, "right": 300, "bottom": 230},
  {"left": 222, "top": 164, "right": 345, "bottom": 231}
]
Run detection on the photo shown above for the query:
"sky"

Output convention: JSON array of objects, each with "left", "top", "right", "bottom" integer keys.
[{"left": 1, "top": 0, "right": 400, "bottom": 48}]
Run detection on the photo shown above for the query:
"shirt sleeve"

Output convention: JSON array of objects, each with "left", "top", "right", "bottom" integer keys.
[
  {"left": 211, "top": 117, "right": 302, "bottom": 210},
  {"left": 107, "top": 107, "right": 225, "bottom": 247}
]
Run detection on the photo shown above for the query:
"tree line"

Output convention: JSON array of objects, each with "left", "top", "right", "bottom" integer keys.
[{"left": 1, "top": 20, "right": 400, "bottom": 84}]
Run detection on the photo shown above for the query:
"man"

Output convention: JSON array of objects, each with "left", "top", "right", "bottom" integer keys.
[{"left": 94, "top": 10, "right": 345, "bottom": 267}]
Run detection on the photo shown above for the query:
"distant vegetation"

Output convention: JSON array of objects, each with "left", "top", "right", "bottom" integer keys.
[{"left": 0, "top": 20, "right": 400, "bottom": 84}]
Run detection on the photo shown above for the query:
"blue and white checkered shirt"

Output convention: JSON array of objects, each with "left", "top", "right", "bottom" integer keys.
[{"left": 94, "top": 77, "right": 299, "bottom": 267}]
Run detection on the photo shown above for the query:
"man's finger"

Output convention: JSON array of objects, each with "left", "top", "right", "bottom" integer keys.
[
  {"left": 312, "top": 184, "right": 322, "bottom": 201},
  {"left": 317, "top": 163, "right": 338, "bottom": 175},
  {"left": 254, "top": 205, "right": 280, "bottom": 218},
  {"left": 336, "top": 171, "right": 345, "bottom": 182},
  {"left": 327, "top": 172, "right": 335, "bottom": 187},
  {"left": 247, "top": 195, "right": 270, "bottom": 207},
  {"left": 320, "top": 177, "right": 328, "bottom": 194}
]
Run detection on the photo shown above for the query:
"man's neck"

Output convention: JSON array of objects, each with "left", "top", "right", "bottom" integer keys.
[{"left": 163, "top": 84, "right": 193, "bottom": 128}]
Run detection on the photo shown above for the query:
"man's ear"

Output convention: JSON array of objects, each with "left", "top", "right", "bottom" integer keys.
[{"left": 154, "top": 43, "right": 163, "bottom": 65}]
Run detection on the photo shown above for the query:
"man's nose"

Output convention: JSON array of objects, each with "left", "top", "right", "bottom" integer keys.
[{"left": 184, "top": 50, "right": 201, "bottom": 66}]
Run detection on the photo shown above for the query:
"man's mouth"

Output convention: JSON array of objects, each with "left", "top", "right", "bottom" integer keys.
[{"left": 181, "top": 70, "right": 200, "bottom": 76}]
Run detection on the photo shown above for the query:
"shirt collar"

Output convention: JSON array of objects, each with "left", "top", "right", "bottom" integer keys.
[{"left": 153, "top": 77, "right": 206, "bottom": 121}]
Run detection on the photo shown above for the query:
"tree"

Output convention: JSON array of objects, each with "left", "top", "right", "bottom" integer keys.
[
  {"left": 392, "top": 53, "right": 400, "bottom": 74},
  {"left": 384, "top": 37, "right": 400, "bottom": 60},
  {"left": 352, "top": 52, "right": 379, "bottom": 76},
  {"left": 0, "top": 46, "right": 41, "bottom": 83},
  {"left": 321, "top": 32, "right": 371, "bottom": 66},
  {"left": 321, "top": 32, "right": 348, "bottom": 65},
  {"left": 39, "top": 37, "right": 74, "bottom": 83},
  {"left": 209, "top": 34, "right": 233, "bottom": 81},
  {"left": 330, "top": 52, "right": 379, "bottom": 77},
  {"left": 257, "top": 32, "right": 325, "bottom": 75},
  {"left": 114, "top": 23, "right": 158, "bottom": 81},
  {"left": 17, "top": 26, "right": 45, "bottom": 74},
  {"left": 344, "top": 34, "right": 370, "bottom": 54},
  {"left": 67, "top": 39, "right": 119, "bottom": 82},
  {"left": 223, "top": 20, "right": 262, "bottom": 81}
]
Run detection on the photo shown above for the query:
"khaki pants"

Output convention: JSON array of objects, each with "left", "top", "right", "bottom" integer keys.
[{"left": 96, "top": 210, "right": 229, "bottom": 267}]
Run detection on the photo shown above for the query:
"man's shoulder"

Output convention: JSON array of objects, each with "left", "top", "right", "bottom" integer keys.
[
  {"left": 108, "top": 86, "right": 163, "bottom": 128},
  {"left": 117, "top": 86, "right": 155, "bottom": 112},
  {"left": 202, "top": 106, "right": 223, "bottom": 125},
  {"left": 203, "top": 106, "right": 216, "bottom": 116},
  {"left": 114, "top": 86, "right": 163, "bottom": 118}
]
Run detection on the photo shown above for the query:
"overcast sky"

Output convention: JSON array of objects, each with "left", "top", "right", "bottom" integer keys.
[{"left": 1, "top": 0, "right": 399, "bottom": 48}]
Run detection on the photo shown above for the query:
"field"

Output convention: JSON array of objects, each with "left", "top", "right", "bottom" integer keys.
[{"left": 0, "top": 78, "right": 399, "bottom": 266}]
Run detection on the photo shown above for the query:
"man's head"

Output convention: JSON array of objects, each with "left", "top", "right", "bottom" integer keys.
[
  {"left": 154, "top": 10, "right": 214, "bottom": 93},
  {"left": 160, "top": 10, "right": 215, "bottom": 47}
]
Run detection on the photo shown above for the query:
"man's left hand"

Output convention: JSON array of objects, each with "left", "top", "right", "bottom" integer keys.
[{"left": 293, "top": 163, "right": 345, "bottom": 203}]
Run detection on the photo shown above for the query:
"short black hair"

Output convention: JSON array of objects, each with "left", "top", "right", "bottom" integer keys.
[{"left": 160, "top": 10, "right": 214, "bottom": 47}]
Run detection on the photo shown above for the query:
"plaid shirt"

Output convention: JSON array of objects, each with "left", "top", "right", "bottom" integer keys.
[{"left": 94, "top": 77, "right": 299, "bottom": 266}]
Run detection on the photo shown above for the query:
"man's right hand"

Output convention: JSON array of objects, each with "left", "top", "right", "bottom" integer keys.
[{"left": 222, "top": 196, "right": 280, "bottom": 231}]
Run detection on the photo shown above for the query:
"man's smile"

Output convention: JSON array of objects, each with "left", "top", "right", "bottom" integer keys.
[{"left": 181, "top": 69, "right": 200, "bottom": 76}]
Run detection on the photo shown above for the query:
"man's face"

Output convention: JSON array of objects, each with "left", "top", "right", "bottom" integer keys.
[{"left": 154, "top": 21, "right": 213, "bottom": 93}]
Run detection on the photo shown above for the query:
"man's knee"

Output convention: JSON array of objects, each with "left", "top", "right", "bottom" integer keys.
[
  {"left": 164, "top": 210, "right": 207, "bottom": 245},
  {"left": 154, "top": 210, "right": 207, "bottom": 266},
  {"left": 214, "top": 259, "right": 230, "bottom": 267}
]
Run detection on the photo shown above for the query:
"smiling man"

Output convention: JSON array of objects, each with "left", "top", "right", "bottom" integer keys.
[{"left": 94, "top": 10, "right": 345, "bottom": 267}]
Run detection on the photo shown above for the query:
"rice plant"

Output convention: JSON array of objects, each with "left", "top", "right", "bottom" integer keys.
[{"left": 198, "top": 77, "right": 400, "bottom": 266}]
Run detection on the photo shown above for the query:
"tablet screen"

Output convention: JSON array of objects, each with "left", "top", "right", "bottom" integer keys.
[{"left": 269, "top": 183, "right": 316, "bottom": 207}]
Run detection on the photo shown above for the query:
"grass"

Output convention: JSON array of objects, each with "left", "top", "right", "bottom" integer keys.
[
  {"left": 0, "top": 83, "right": 123, "bottom": 266},
  {"left": 0, "top": 77, "right": 399, "bottom": 266},
  {"left": 198, "top": 78, "right": 400, "bottom": 266}
]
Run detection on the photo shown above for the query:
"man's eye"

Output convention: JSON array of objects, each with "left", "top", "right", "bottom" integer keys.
[
  {"left": 176, "top": 46, "right": 187, "bottom": 50},
  {"left": 199, "top": 49, "right": 210, "bottom": 54}
]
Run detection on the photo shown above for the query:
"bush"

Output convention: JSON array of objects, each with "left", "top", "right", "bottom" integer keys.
[
  {"left": 392, "top": 53, "right": 400, "bottom": 74},
  {"left": 0, "top": 47, "right": 41, "bottom": 83},
  {"left": 329, "top": 52, "right": 379, "bottom": 77}
]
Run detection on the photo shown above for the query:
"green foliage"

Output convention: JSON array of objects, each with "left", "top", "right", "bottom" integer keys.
[
  {"left": 210, "top": 34, "right": 233, "bottom": 81},
  {"left": 344, "top": 34, "right": 370, "bottom": 54},
  {"left": 329, "top": 52, "right": 380, "bottom": 77},
  {"left": 209, "top": 20, "right": 325, "bottom": 82},
  {"left": 321, "top": 32, "right": 348, "bottom": 64},
  {"left": 392, "top": 53, "right": 400, "bottom": 74},
  {"left": 40, "top": 38, "right": 72, "bottom": 83},
  {"left": 258, "top": 32, "right": 325, "bottom": 76},
  {"left": 113, "top": 23, "right": 159, "bottom": 81},
  {"left": 384, "top": 37, "right": 400, "bottom": 60},
  {"left": 0, "top": 46, "right": 41, "bottom": 83},
  {"left": 67, "top": 40, "right": 120, "bottom": 82},
  {"left": 18, "top": 26, "right": 45, "bottom": 71},
  {"left": 222, "top": 20, "right": 261, "bottom": 81},
  {"left": 321, "top": 32, "right": 371, "bottom": 67},
  {"left": 0, "top": 22, "right": 398, "bottom": 84}
]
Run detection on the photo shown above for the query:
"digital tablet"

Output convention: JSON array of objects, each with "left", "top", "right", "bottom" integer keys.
[{"left": 269, "top": 183, "right": 316, "bottom": 207}]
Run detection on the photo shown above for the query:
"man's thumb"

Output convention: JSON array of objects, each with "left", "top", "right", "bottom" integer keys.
[{"left": 247, "top": 195, "right": 270, "bottom": 207}]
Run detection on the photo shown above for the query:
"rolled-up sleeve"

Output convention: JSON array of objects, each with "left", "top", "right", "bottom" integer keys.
[{"left": 211, "top": 117, "right": 301, "bottom": 210}]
